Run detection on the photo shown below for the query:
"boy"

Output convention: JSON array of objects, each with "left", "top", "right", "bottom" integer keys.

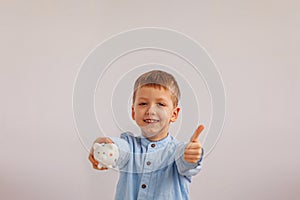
[{"left": 89, "top": 70, "right": 204, "bottom": 200}]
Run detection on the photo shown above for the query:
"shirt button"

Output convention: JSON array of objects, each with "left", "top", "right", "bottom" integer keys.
[
  {"left": 151, "top": 144, "right": 155, "bottom": 148},
  {"left": 141, "top": 184, "right": 147, "bottom": 189},
  {"left": 146, "top": 161, "right": 151, "bottom": 166}
]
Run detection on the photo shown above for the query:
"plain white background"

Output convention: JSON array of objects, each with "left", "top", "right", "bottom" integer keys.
[{"left": 1, "top": 1, "right": 299, "bottom": 199}]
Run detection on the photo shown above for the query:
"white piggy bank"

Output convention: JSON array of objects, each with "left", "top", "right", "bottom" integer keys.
[{"left": 93, "top": 143, "right": 119, "bottom": 169}]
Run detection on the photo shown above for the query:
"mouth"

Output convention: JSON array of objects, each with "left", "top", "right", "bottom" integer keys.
[{"left": 143, "top": 119, "right": 159, "bottom": 123}]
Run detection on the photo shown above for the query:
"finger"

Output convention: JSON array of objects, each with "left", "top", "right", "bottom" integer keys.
[
  {"left": 184, "top": 154, "right": 201, "bottom": 160},
  {"left": 89, "top": 153, "right": 100, "bottom": 169},
  {"left": 185, "top": 149, "right": 202, "bottom": 155},
  {"left": 102, "top": 138, "right": 113, "bottom": 143},
  {"left": 92, "top": 163, "right": 108, "bottom": 170},
  {"left": 93, "top": 164, "right": 99, "bottom": 169},
  {"left": 186, "top": 142, "right": 201, "bottom": 149},
  {"left": 88, "top": 153, "right": 95, "bottom": 163},
  {"left": 92, "top": 161, "right": 102, "bottom": 169},
  {"left": 95, "top": 137, "right": 113, "bottom": 144},
  {"left": 184, "top": 156, "right": 201, "bottom": 164},
  {"left": 190, "top": 125, "right": 204, "bottom": 142},
  {"left": 90, "top": 158, "right": 98, "bottom": 167}
]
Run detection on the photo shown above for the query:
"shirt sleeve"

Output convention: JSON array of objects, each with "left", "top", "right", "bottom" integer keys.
[
  {"left": 175, "top": 142, "right": 204, "bottom": 177},
  {"left": 109, "top": 133, "right": 131, "bottom": 170}
]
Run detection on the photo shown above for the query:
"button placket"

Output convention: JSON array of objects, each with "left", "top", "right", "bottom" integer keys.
[
  {"left": 144, "top": 153, "right": 154, "bottom": 172},
  {"left": 145, "top": 143, "right": 156, "bottom": 171},
  {"left": 137, "top": 143, "right": 152, "bottom": 199},
  {"left": 144, "top": 146, "right": 153, "bottom": 172}
]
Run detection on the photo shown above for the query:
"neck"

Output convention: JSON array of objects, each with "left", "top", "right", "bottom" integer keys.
[{"left": 145, "top": 132, "right": 169, "bottom": 142}]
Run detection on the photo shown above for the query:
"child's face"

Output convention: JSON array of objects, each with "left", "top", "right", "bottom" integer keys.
[{"left": 132, "top": 86, "right": 180, "bottom": 141}]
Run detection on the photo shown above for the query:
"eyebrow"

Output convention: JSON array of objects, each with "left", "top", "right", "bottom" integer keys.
[{"left": 136, "top": 97, "right": 168, "bottom": 102}]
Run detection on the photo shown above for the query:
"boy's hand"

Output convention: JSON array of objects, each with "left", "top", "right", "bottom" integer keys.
[
  {"left": 184, "top": 125, "right": 204, "bottom": 164},
  {"left": 88, "top": 137, "right": 114, "bottom": 170}
]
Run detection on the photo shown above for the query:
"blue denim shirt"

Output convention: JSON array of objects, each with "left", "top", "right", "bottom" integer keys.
[{"left": 111, "top": 132, "right": 203, "bottom": 200}]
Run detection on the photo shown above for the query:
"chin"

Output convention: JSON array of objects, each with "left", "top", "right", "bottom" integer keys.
[{"left": 140, "top": 128, "right": 161, "bottom": 138}]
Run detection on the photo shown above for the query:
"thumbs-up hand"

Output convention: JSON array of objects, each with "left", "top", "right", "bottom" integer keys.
[{"left": 184, "top": 125, "right": 204, "bottom": 164}]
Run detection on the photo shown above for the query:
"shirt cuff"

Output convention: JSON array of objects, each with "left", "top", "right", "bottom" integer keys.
[{"left": 109, "top": 136, "right": 130, "bottom": 169}]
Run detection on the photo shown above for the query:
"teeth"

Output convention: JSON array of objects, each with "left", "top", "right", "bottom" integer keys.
[{"left": 144, "top": 119, "right": 159, "bottom": 123}]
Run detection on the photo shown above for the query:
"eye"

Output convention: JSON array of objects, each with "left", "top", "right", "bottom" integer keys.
[
  {"left": 138, "top": 102, "right": 147, "bottom": 106},
  {"left": 158, "top": 103, "right": 166, "bottom": 106}
]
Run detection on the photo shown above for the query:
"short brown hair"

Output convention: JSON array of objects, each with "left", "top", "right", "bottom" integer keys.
[{"left": 132, "top": 70, "right": 181, "bottom": 107}]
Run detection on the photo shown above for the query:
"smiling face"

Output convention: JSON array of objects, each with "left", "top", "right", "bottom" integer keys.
[{"left": 132, "top": 86, "right": 180, "bottom": 141}]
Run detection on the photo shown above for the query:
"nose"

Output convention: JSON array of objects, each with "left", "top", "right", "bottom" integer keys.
[{"left": 146, "top": 104, "right": 156, "bottom": 115}]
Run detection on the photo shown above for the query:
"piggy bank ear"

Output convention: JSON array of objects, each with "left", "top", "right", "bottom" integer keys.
[
  {"left": 107, "top": 144, "right": 114, "bottom": 150},
  {"left": 93, "top": 143, "right": 100, "bottom": 150}
]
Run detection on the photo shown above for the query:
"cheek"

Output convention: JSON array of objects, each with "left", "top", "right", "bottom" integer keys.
[
  {"left": 134, "top": 110, "right": 145, "bottom": 121},
  {"left": 134, "top": 109, "right": 143, "bottom": 116},
  {"left": 156, "top": 109, "right": 170, "bottom": 119}
]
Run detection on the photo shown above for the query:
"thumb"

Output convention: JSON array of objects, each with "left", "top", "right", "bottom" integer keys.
[{"left": 190, "top": 125, "right": 204, "bottom": 142}]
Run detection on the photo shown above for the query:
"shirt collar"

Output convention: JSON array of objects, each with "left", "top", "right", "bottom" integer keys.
[{"left": 141, "top": 133, "right": 173, "bottom": 149}]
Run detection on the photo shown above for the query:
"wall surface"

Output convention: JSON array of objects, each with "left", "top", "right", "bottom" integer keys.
[{"left": 1, "top": 1, "right": 299, "bottom": 200}]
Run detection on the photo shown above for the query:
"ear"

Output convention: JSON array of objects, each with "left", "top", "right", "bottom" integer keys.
[
  {"left": 170, "top": 106, "right": 180, "bottom": 122},
  {"left": 131, "top": 105, "right": 135, "bottom": 120},
  {"left": 106, "top": 144, "right": 113, "bottom": 149},
  {"left": 93, "top": 143, "right": 100, "bottom": 150}
]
